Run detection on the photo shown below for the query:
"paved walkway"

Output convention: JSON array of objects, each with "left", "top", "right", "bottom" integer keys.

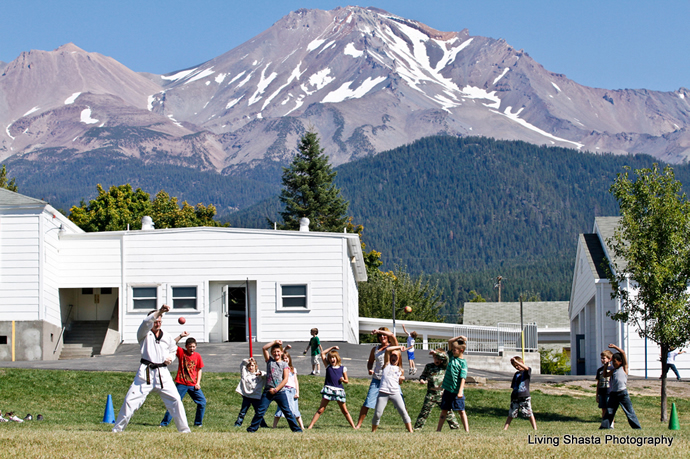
[{"left": 0, "top": 341, "right": 597, "bottom": 383}]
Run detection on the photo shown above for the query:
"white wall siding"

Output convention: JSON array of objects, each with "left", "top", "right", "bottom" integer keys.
[
  {"left": 59, "top": 236, "right": 122, "bottom": 287},
  {"left": 42, "top": 211, "right": 64, "bottom": 327},
  {"left": 0, "top": 215, "right": 40, "bottom": 320}
]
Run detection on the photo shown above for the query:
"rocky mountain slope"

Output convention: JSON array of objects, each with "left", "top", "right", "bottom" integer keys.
[{"left": 2, "top": 6, "right": 689, "bottom": 179}]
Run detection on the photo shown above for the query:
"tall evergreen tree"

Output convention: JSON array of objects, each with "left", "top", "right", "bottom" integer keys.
[{"left": 277, "top": 131, "right": 349, "bottom": 232}]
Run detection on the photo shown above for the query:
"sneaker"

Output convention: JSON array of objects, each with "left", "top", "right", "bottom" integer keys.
[
  {"left": 8, "top": 414, "right": 23, "bottom": 423},
  {"left": 23, "top": 414, "right": 32, "bottom": 421},
  {"left": 0, "top": 416, "right": 8, "bottom": 423},
  {"left": 37, "top": 414, "right": 44, "bottom": 421},
  {"left": 194, "top": 424, "right": 203, "bottom": 428}
]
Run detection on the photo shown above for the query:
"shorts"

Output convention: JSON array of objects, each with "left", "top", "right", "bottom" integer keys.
[
  {"left": 440, "top": 389, "right": 465, "bottom": 411},
  {"left": 321, "top": 385, "right": 346, "bottom": 403},
  {"left": 509, "top": 396, "right": 533, "bottom": 419},
  {"left": 597, "top": 388, "right": 609, "bottom": 409},
  {"left": 311, "top": 355, "right": 319, "bottom": 366},
  {"left": 363, "top": 378, "right": 382, "bottom": 409},
  {"left": 407, "top": 350, "right": 415, "bottom": 360}
]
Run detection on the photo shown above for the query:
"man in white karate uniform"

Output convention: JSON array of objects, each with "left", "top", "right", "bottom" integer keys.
[{"left": 113, "top": 304, "right": 190, "bottom": 433}]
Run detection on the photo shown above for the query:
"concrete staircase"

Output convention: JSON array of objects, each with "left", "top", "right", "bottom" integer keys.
[{"left": 59, "top": 321, "right": 110, "bottom": 359}]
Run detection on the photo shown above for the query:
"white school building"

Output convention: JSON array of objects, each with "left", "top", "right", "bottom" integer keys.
[
  {"left": 0, "top": 188, "right": 367, "bottom": 361},
  {"left": 569, "top": 216, "right": 689, "bottom": 377}
]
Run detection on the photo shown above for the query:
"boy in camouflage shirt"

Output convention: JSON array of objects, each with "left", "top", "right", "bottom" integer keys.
[{"left": 413, "top": 349, "right": 459, "bottom": 430}]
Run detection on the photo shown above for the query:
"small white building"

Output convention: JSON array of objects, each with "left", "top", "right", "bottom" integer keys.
[
  {"left": 0, "top": 188, "right": 367, "bottom": 361},
  {"left": 569, "top": 216, "right": 688, "bottom": 377}
]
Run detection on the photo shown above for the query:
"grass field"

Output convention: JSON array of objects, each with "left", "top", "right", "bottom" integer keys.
[{"left": 0, "top": 368, "right": 688, "bottom": 458}]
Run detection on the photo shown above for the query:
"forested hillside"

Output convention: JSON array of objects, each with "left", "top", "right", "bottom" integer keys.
[
  {"left": 6, "top": 149, "right": 280, "bottom": 215},
  {"left": 229, "top": 136, "right": 690, "bottom": 316}
]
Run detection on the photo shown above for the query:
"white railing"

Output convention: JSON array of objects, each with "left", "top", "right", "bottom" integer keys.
[{"left": 359, "top": 317, "right": 539, "bottom": 354}]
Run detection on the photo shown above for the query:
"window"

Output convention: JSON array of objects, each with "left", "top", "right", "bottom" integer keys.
[
  {"left": 280, "top": 284, "right": 308, "bottom": 309},
  {"left": 172, "top": 287, "right": 197, "bottom": 309},
  {"left": 82, "top": 288, "right": 93, "bottom": 295},
  {"left": 101, "top": 287, "right": 113, "bottom": 295},
  {"left": 132, "top": 287, "right": 157, "bottom": 310}
]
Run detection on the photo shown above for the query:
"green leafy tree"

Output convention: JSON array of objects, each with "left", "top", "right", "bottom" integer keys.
[
  {"left": 0, "top": 165, "right": 18, "bottom": 192},
  {"left": 359, "top": 266, "right": 444, "bottom": 324},
  {"left": 69, "top": 184, "right": 223, "bottom": 232},
  {"left": 468, "top": 290, "right": 486, "bottom": 302},
  {"left": 277, "top": 131, "right": 349, "bottom": 232},
  {"left": 150, "top": 191, "right": 220, "bottom": 229},
  {"left": 607, "top": 164, "right": 690, "bottom": 422},
  {"left": 539, "top": 347, "right": 571, "bottom": 375}
]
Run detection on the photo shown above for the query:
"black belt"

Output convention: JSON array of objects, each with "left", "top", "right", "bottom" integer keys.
[{"left": 141, "top": 359, "right": 167, "bottom": 387}]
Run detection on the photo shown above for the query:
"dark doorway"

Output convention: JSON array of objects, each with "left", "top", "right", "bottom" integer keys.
[
  {"left": 226, "top": 287, "right": 246, "bottom": 342},
  {"left": 576, "top": 334, "right": 586, "bottom": 375}
]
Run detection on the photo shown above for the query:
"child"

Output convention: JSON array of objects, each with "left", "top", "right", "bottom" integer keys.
[
  {"left": 414, "top": 349, "right": 460, "bottom": 430},
  {"left": 600, "top": 343, "right": 641, "bottom": 430},
  {"left": 437, "top": 335, "right": 469, "bottom": 432},
  {"left": 371, "top": 345, "right": 413, "bottom": 432},
  {"left": 273, "top": 350, "right": 304, "bottom": 430},
  {"left": 503, "top": 356, "right": 537, "bottom": 430},
  {"left": 160, "top": 333, "right": 206, "bottom": 428},
  {"left": 596, "top": 350, "right": 613, "bottom": 420},
  {"left": 247, "top": 340, "right": 302, "bottom": 433},
  {"left": 304, "top": 328, "right": 323, "bottom": 375},
  {"left": 662, "top": 348, "right": 685, "bottom": 381},
  {"left": 234, "top": 357, "right": 268, "bottom": 427},
  {"left": 402, "top": 323, "right": 418, "bottom": 375},
  {"left": 307, "top": 346, "right": 357, "bottom": 429},
  {"left": 355, "top": 328, "right": 399, "bottom": 429}
]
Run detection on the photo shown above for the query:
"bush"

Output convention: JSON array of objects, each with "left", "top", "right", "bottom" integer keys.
[{"left": 540, "top": 347, "right": 571, "bottom": 375}]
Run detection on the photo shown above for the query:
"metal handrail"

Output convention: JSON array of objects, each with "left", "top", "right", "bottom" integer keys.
[{"left": 53, "top": 304, "right": 73, "bottom": 354}]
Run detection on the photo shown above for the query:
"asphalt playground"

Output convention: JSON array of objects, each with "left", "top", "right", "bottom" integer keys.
[{"left": 0, "top": 341, "right": 591, "bottom": 383}]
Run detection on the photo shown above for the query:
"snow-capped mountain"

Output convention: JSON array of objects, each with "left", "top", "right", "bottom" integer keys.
[{"left": 2, "top": 6, "right": 690, "bottom": 174}]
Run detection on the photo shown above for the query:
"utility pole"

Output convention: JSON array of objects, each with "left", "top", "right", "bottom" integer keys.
[{"left": 495, "top": 276, "right": 503, "bottom": 303}]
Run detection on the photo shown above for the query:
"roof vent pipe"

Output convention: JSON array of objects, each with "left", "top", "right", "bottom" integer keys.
[
  {"left": 299, "top": 217, "right": 310, "bottom": 232},
  {"left": 141, "top": 216, "right": 155, "bottom": 231}
]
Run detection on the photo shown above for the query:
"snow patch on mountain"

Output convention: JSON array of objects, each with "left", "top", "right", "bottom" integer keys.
[
  {"left": 551, "top": 82, "right": 562, "bottom": 92},
  {"left": 162, "top": 68, "right": 198, "bottom": 81},
  {"left": 64, "top": 92, "right": 81, "bottom": 104},
  {"left": 248, "top": 64, "right": 278, "bottom": 106},
  {"left": 307, "top": 38, "right": 326, "bottom": 52},
  {"left": 229, "top": 71, "right": 246, "bottom": 85},
  {"left": 80, "top": 108, "right": 99, "bottom": 124},
  {"left": 344, "top": 43, "right": 363, "bottom": 58},
  {"left": 493, "top": 68, "right": 509, "bottom": 85},
  {"left": 322, "top": 76, "right": 387, "bottom": 103},
  {"left": 461, "top": 86, "right": 501, "bottom": 109},
  {"left": 308, "top": 68, "right": 334, "bottom": 91},
  {"left": 185, "top": 67, "right": 215, "bottom": 84},
  {"left": 23, "top": 106, "right": 40, "bottom": 117},
  {"left": 215, "top": 73, "right": 227, "bottom": 84},
  {"left": 498, "top": 106, "right": 584, "bottom": 149},
  {"left": 226, "top": 95, "right": 244, "bottom": 109}
]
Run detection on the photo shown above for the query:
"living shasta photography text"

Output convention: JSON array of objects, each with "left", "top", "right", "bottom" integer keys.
[{"left": 528, "top": 434, "right": 675, "bottom": 447}]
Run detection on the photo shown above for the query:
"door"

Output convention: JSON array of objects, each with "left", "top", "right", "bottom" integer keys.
[
  {"left": 576, "top": 334, "right": 586, "bottom": 375},
  {"left": 224, "top": 286, "right": 247, "bottom": 342}
]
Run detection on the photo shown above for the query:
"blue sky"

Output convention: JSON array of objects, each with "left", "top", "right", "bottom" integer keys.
[{"left": 2, "top": 0, "right": 688, "bottom": 92}]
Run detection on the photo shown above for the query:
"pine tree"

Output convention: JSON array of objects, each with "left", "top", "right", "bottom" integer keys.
[
  {"left": 0, "top": 165, "right": 18, "bottom": 192},
  {"left": 277, "top": 131, "right": 349, "bottom": 232}
]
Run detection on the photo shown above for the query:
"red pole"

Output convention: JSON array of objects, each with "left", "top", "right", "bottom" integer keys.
[{"left": 248, "top": 316, "right": 253, "bottom": 358}]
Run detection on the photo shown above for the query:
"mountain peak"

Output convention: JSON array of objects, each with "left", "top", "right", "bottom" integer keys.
[{"left": 55, "top": 43, "right": 87, "bottom": 54}]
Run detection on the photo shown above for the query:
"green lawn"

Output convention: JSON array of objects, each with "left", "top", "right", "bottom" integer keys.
[{"left": 0, "top": 368, "right": 688, "bottom": 458}]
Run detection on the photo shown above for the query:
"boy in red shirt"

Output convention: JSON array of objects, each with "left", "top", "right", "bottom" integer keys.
[{"left": 160, "top": 332, "right": 206, "bottom": 427}]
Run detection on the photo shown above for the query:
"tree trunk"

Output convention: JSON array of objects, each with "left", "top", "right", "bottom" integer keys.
[{"left": 660, "top": 344, "right": 668, "bottom": 422}]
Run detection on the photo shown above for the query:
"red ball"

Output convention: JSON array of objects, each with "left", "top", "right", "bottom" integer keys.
[
  {"left": 404, "top": 306, "right": 412, "bottom": 313},
  {"left": 178, "top": 317, "right": 186, "bottom": 325}
]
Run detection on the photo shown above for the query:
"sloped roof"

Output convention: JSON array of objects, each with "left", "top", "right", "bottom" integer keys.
[
  {"left": 594, "top": 216, "right": 626, "bottom": 272},
  {"left": 0, "top": 187, "right": 47, "bottom": 207},
  {"left": 463, "top": 301, "right": 569, "bottom": 328},
  {"left": 580, "top": 233, "right": 609, "bottom": 279}
]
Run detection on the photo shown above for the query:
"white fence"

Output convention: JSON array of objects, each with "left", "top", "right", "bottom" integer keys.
[{"left": 359, "top": 317, "right": 539, "bottom": 355}]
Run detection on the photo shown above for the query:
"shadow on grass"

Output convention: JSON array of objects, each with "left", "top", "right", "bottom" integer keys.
[{"left": 470, "top": 405, "right": 599, "bottom": 424}]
